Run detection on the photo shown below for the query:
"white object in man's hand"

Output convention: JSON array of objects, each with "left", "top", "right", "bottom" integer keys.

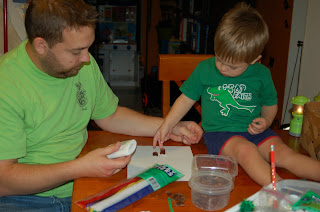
[{"left": 107, "top": 139, "right": 137, "bottom": 159}]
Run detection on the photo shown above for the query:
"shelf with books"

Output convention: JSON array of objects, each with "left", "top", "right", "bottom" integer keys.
[
  {"left": 157, "top": 0, "right": 212, "bottom": 54},
  {"left": 179, "top": 18, "right": 209, "bottom": 54}
]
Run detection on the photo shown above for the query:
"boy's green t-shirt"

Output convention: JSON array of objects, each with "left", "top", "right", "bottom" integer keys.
[
  {"left": 0, "top": 40, "right": 119, "bottom": 197},
  {"left": 180, "top": 57, "right": 277, "bottom": 132}
]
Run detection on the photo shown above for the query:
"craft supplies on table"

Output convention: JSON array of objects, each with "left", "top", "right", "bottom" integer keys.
[
  {"left": 226, "top": 179, "right": 320, "bottom": 212},
  {"left": 75, "top": 164, "right": 183, "bottom": 212}
]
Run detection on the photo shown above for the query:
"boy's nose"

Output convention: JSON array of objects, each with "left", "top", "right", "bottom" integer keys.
[{"left": 220, "top": 64, "right": 229, "bottom": 72}]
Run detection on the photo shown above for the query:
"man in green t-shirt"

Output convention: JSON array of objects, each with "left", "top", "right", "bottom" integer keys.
[{"left": 0, "top": 1, "right": 203, "bottom": 211}]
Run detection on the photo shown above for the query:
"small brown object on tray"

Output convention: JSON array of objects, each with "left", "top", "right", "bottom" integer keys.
[{"left": 160, "top": 148, "right": 166, "bottom": 155}]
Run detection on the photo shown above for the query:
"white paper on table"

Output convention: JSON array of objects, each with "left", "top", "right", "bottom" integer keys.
[{"left": 127, "top": 146, "right": 194, "bottom": 181}]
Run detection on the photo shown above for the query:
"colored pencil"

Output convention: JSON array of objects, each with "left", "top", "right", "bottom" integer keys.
[{"left": 270, "top": 142, "right": 276, "bottom": 190}]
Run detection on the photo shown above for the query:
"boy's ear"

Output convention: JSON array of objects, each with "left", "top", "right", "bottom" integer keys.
[
  {"left": 33, "top": 37, "right": 49, "bottom": 55},
  {"left": 250, "top": 55, "right": 262, "bottom": 65}
]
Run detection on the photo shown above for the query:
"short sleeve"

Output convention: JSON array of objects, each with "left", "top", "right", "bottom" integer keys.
[
  {"left": 260, "top": 68, "right": 278, "bottom": 106},
  {"left": 0, "top": 78, "right": 27, "bottom": 160},
  {"left": 90, "top": 58, "right": 119, "bottom": 120},
  {"left": 180, "top": 61, "right": 208, "bottom": 101}
]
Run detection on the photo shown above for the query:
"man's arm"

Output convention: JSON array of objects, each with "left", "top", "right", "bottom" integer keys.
[
  {"left": 94, "top": 104, "right": 202, "bottom": 143},
  {"left": 0, "top": 142, "right": 130, "bottom": 196},
  {"left": 95, "top": 106, "right": 164, "bottom": 136}
]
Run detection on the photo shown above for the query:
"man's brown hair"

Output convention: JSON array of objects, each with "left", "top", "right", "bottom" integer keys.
[{"left": 25, "top": 0, "right": 98, "bottom": 47}]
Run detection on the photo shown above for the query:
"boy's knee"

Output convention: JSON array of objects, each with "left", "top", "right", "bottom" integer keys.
[
  {"left": 236, "top": 143, "right": 257, "bottom": 162},
  {"left": 224, "top": 139, "right": 257, "bottom": 162}
]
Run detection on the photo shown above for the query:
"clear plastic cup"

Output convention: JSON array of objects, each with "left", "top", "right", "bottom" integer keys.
[
  {"left": 191, "top": 154, "right": 238, "bottom": 182},
  {"left": 189, "top": 171, "right": 233, "bottom": 211}
]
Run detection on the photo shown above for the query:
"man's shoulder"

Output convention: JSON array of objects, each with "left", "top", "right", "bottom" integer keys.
[{"left": 0, "top": 41, "right": 26, "bottom": 73}]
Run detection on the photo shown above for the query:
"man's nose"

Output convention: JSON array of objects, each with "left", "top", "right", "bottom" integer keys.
[{"left": 80, "top": 51, "right": 90, "bottom": 63}]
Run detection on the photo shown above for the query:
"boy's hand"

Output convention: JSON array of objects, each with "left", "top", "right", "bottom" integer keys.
[
  {"left": 248, "top": 117, "right": 269, "bottom": 135},
  {"left": 153, "top": 124, "right": 172, "bottom": 149}
]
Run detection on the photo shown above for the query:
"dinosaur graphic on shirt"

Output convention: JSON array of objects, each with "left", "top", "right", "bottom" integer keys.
[{"left": 207, "top": 86, "right": 256, "bottom": 116}]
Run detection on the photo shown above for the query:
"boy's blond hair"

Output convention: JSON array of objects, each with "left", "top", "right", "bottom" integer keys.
[{"left": 214, "top": 2, "right": 269, "bottom": 64}]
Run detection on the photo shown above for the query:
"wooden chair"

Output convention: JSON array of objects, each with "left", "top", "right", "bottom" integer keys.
[{"left": 158, "top": 54, "right": 214, "bottom": 117}]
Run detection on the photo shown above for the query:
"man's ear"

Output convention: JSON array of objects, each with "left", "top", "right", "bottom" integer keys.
[
  {"left": 33, "top": 37, "right": 49, "bottom": 55},
  {"left": 250, "top": 55, "right": 262, "bottom": 65}
]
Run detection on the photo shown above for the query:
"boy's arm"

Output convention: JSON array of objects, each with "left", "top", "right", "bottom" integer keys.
[
  {"left": 153, "top": 94, "right": 196, "bottom": 148},
  {"left": 162, "top": 94, "right": 196, "bottom": 129},
  {"left": 261, "top": 104, "right": 278, "bottom": 126},
  {"left": 248, "top": 104, "right": 278, "bottom": 135}
]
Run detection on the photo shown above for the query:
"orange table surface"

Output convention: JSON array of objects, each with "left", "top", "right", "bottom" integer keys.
[{"left": 71, "top": 130, "right": 306, "bottom": 212}]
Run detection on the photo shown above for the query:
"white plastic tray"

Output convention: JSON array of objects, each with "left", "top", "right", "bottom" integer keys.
[{"left": 226, "top": 179, "right": 320, "bottom": 212}]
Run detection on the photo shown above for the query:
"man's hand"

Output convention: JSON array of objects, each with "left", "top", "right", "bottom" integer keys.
[
  {"left": 170, "top": 121, "right": 203, "bottom": 145},
  {"left": 0, "top": 142, "right": 131, "bottom": 196},
  {"left": 77, "top": 142, "right": 131, "bottom": 177}
]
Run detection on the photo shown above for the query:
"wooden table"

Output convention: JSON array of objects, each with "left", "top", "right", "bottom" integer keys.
[{"left": 71, "top": 130, "right": 307, "bottom": 212}]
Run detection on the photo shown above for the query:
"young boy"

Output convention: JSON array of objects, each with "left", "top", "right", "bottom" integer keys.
[{"left": 153, "top": 3, "right": 320, "bottom": 186}]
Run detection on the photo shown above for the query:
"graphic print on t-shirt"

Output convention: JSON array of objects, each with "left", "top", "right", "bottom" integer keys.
[
  {"left": 76, "top": 82, "right": 88, "bottom": 110},
  {"left": 207, "top": 84, "right": 256, "bottom": 117}
]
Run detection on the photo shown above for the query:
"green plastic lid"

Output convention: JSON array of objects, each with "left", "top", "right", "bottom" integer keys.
[{"left": 291, "top": 96, "right": 310, "bottom": 105}]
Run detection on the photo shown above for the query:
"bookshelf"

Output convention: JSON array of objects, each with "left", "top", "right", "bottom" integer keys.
[{"left": 158, "top": 0, "right": 257, "bottom": 54}]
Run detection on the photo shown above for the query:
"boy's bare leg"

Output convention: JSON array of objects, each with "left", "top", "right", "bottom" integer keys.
[
  {"left": 221, "top": 137, "right": 278, "bottom": 186},
  {"left": 258, "top": 137, "right": 320, "bottom": 182}
]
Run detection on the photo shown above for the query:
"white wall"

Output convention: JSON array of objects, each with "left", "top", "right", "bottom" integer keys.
[
  {"left": 282, "top": 0, "right": 317, "bottom": 125},
  {"left": 298, "top": 0, "right": 320, "bottom": 100},
  {"left": 0, "top": 1, "right": 27, "bottom": 56}
]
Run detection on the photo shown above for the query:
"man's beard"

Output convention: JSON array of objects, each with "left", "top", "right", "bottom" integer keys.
[{"left": 40, "top": 50, "right": 81, "bottom": 78}]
